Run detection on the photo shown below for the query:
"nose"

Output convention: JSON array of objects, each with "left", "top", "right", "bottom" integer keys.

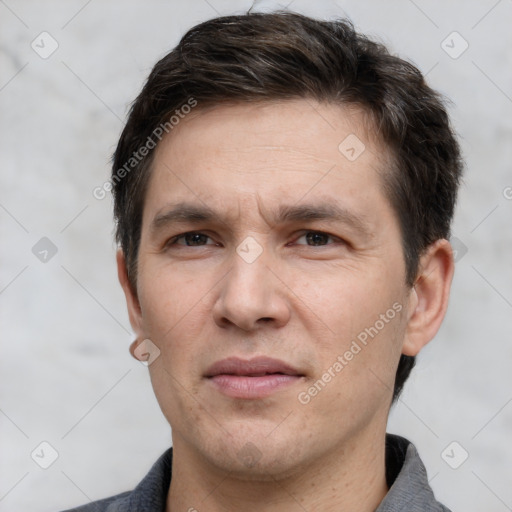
[{"left": 212, "top": 245, "right": 291, "bottom": 331}]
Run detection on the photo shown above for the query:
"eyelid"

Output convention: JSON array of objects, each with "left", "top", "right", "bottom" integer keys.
[
  {"left": 165, "top": 229, "right": 346, "bottom": 249},
  {"left": 167, "top": 231, "right": 218, "bottom": 247},
  {"left": 292, "top": 230, "right": 344, "bottom": 245}
]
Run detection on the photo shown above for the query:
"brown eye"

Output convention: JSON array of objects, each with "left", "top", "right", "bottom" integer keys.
[
  {"left": 172, "top": 232, "right": 213, "bottom": 246},
  {"left": 295, "top": 231, "right": 338, "bottom": 246}
]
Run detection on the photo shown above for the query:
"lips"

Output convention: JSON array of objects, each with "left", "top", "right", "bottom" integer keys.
[
  {"left": 205, "top": 356, "right": 301, "bottom": 378},
  {"left": 205, "top": 356, "right": 304, "bottom": 399}
]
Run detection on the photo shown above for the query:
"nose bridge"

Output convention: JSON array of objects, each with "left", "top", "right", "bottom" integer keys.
[
  {"left": 213, "top": 236, "right": 290, "bottom": 330},
  {"left": 231, "top": 240, "right": 269, "bottom": 296}
]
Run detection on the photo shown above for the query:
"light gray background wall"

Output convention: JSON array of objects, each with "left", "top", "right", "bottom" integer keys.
[{"left": 1, "top": 0, "right": 511, "bottom": 510}]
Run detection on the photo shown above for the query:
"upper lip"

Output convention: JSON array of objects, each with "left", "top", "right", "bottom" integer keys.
[{"left": 205, "top": 356, "right": 303, "bottom": 377}]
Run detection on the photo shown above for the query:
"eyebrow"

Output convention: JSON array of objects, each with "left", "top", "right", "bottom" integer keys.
[
  {"left": 150, "top": 201, "right": 370, "bottom": 237},
  {"left": 150, "top": 203, "right": 217, "bottom": 234},
  {"left": 276, "top": 203, "right": 369, "bottom": 234}
]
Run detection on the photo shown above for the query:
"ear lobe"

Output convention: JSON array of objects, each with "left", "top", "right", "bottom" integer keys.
[
  {"left": 116, "top": 249, "right": 145, "bottom": 339},
  {"left": 402, "top": 239, "right": 454, "bottom": 356},
  {"left": 129, "top": 338, "right": 142, "bottom": 359}
]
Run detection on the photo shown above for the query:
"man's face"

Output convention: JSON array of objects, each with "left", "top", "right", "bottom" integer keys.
[{"left": 127, "top": 100, "right": 415, "bottom": 477}]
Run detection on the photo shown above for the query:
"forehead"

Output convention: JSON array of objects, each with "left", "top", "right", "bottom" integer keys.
[
  {"left": 154, "top": 99, "right": 381, "bottom": 166},
  {"left": 143, "top": 99, "right": 392, "bottom": 226}
]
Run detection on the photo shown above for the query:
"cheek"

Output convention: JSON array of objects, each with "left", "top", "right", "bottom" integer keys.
[
  {"left": 292, "top": 260, "right": 403, "bottom": 333},
  {"left": 138, "top": 263, "right": 209, "bottom": 337},
  {"left": 296, "top": 310, "right": 406, "bottom": 436},
  {"left": 137, "top": 267, "right": 217, "bottom": 396},
  {"left": 293, "top": 263, "right": 407, "bottom": 393}
]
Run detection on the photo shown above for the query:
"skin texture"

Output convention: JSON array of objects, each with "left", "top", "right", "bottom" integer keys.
[{"left": 117, "top": 99, "right": 454, "bottom": 511}]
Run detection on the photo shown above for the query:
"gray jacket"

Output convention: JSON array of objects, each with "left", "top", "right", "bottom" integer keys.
[{"left": 62, "top": 434, "right": 451, "bottom": 511}]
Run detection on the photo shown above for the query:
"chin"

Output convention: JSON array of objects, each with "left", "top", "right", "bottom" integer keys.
[{"left": 198, "top": 431, "right": 309, "bottom": 481}]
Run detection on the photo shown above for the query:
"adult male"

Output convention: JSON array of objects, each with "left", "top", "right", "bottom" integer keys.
[{"left": 65, "top": 10, "right": 461, "bottom": 512}]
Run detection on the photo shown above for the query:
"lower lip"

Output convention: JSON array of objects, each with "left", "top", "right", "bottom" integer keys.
[{"left": 208, "top": 374, "right": 301, "bottom": 399}]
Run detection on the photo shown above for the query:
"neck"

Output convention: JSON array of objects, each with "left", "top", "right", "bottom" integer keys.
[{"left": 167, "top": 427, "right": 388, "bottom": 512}]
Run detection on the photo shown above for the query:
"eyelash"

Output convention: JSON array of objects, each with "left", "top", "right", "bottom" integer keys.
[{"left": 166, "top": 230, "right": 344, "bottom": 248}]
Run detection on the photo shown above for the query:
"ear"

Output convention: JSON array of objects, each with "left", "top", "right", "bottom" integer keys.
[
  {"left": 116, "top": 249, "right": 145, "bottom": 352},
  {"left": 402, "top": 239, "right": 454, "bottom": 356}
]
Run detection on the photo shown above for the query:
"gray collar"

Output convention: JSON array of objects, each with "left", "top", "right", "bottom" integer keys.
[
  {"left": 98, "top": 434, "right": 450, "bottom": 512},
  {"left": 376, "top": 434, "right": 451, "bottom": 511}
]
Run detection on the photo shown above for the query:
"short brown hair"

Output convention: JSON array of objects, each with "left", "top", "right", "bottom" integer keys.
[{"left": 112, "top": 11, "right": 463, "bottom": 402}]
